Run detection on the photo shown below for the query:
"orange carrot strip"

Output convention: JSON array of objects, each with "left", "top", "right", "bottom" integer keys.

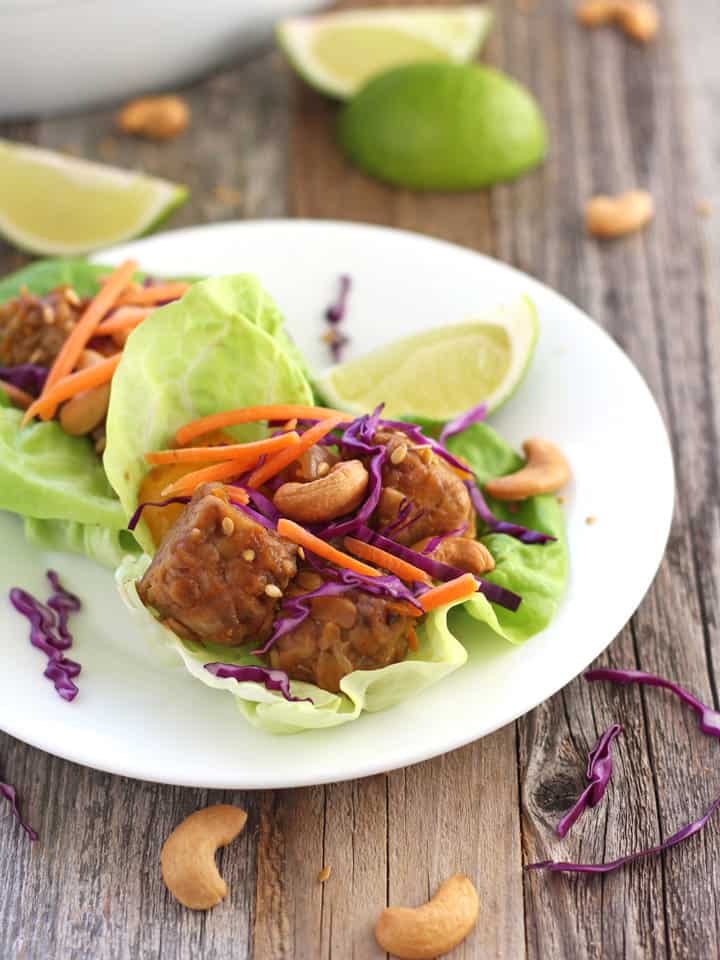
[
  {"left": 146, "top": 431, "right": 300, "bottom": 465},
  {"left": 94, "top": 306, "right": 153, "bottom": 336},
  {"left": 407, "top": 626, "right": 419, "bottom": 651},
  {"left": 115, "top": 282, "right": 191, "bottom": 306},
  {"left": 247, "top": 416, "right": 344, "bottom": 489},
  {"left": 161, "top": 461, "right": 260, "bottom": 498},
  {"left": 277, "top": 519, "right": 381, "bottom": 578},
  {"left": 387, "top": 601, "right": 421, "bottom": 618},
  {"left": 343, "top": 537, "right": 431, "bottom": 584},
  {"left": 176, "top": 405, "right": 353, "bottom": 446},
  {"left": 22, "top": 353, "right": 122, "bottom": 424},
  {"left": 0, "top": 379, "right": 33, "bottom": 410},
  {"left": 418, "top": 574, "right": 478, "bottom": 613},
  {"left": 40, "top": 259, "right": 137, "bottom": 399}
]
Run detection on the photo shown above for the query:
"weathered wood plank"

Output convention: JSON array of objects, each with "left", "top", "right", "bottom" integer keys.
[{"left": 0, "top": 50, "right": 287, "bottom": 960}]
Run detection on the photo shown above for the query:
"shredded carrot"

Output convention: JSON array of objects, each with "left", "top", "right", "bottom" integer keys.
[
  {"left": 94, "top": 306, "right": 153, "bottom": 336},
  {"left": 146, "top": 431, "right": 300, "bottom": 465},
  {"left": 22, "top": 353, "right": 122, "bottom": 424},
  {"left": 277, "top": 519, "right": 381, "bottom": 578},
  {"left": 387, "top": 601, "right": 420, "bottom": 618},
  {"left": 39, "top": 259, "right": 137, "bottom": 402},
  {"left": 0, "top": 379, "right": 33, "bottom": 410},
  {"left": 343, "top": 537, "right": 431, "bottom": 584},
  {"left": 115, "top": 282, "right": 191, "bottom": 306},
  {"left": 247, "top": 416, "right": 344, "bottom": 489},
  {"left": 176, "top": 405, "right": 353, "bottom": 446},
  {"left": 161, "top": 461, "right": 258, "bottom": 498},
  {"left": 418, "top": 574, "right": 478, "bottom": 613},
  {"left": 407, "top": 626, "right": 419, "bottom": 651}
]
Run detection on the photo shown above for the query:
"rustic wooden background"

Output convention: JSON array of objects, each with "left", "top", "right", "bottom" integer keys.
[{"left": 1, "top": 0, "right": 719, "bottom": 956}]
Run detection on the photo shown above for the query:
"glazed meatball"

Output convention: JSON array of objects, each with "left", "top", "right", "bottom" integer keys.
[
  {"left": 374, "top": 431, "right": 475, "bottom": 545},
  {"left": 138, "top": 483, "right": 298, "bottom": 647},
  {"left": 268, "top": 571, "right": 413, "bottom": 693},
  {"left": 0, "top": 286, "right": 85, "bottom": 368}
]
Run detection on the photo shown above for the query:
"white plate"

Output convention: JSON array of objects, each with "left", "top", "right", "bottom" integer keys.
[{"left": 0, "top": 221, "right": 674, "bottom": 789}]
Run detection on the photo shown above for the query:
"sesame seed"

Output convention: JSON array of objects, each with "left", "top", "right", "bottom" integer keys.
[
  {"left": 390, "top": 444, "right": 408, "bottom": 465},
  {"left": 222, "top": 517, "right": 235, "bottom": 536},
  {"left": 318, "top": 865, "right": 332, "bottom": 883},
  {"left": 190, "top": 527, "right": 202, "bottom": 540},
  {"left": 64, "top": 287, "right": 81, "bottom": 306},
  {"left": 297, "top": 546, "right": 306, "bottom": 560},
  {"left": 242, "top": 549, "right": 255, "bottom": 562},
  {"left": 42, "top": 305, "right": 54, "bottom": 325},
  {"left": 317, "top": 461, "right": 331, "bottom": 477},
  {"left": 265, "top": 584, "right": 283, "bottom": 599}
]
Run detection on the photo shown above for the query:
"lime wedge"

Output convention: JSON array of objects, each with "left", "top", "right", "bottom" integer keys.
[
  {"left": 0, "top": 139, "right": 188, "bottom": 256},
  {"left": 318, "top": 297, "right": 538, "bottom": 420},
  {"left": 277, "top": 5, "right": 493, "bottom": 99}
]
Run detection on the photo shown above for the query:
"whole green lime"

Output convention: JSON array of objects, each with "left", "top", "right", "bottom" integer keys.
[{"left": 337, "top": 62, "right": 547, "bottom": 190}]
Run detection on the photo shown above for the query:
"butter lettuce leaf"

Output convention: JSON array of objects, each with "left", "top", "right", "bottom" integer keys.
[
  {"left": 104, "top": 274, "right": 314, "bottom": 553},
  {"left": 24, "top": 516, "right": 138, "bottom": 568},
  {"left": 447, "top": 422, "right": 568, "bottom": 643}
]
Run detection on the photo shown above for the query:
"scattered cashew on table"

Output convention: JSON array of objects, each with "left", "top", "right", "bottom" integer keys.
[
  {"left": 576, "top": 0, "right": 660, "bottom": 43},
  {"left": 585, "top": 190, "right": 655, "bottom": 239}
]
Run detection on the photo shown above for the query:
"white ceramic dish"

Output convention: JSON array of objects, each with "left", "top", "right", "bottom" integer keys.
[
  {"left": 0, "top": 0, "right": 328, "bottom": 119},
  {"left": 0, "top": 220, "right": 674, "bottom": 788}
]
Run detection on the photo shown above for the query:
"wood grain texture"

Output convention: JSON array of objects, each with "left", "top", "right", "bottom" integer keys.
[{"left": 1, "top": 0, "right": 719, "bottom": 957}]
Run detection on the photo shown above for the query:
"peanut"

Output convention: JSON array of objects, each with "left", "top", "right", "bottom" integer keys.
[
  {"left": 585, "top": 190, "right": 654, "bottom": 237},
  {"left": 117, "top": 95, "right": 190, "bottom": 141}
]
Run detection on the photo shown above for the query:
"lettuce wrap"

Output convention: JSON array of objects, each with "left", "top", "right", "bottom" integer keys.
[{"left": 107, "top": 275, "right": 568, "bottom": 733}]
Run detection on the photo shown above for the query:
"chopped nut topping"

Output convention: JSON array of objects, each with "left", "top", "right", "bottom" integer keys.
[
  {"left": 586, "top": 515, "right": 597, "bottom": 525},
  {"left": 242, "top": 549, "right": 256, "bottom": 562},
  {"left": 265, "top": 583, "right": 283, "bottom": 599},
  {"left": 390, "top": 444, "right": 408, "bottom": 465},
  {"left": 318, "top": 865, "right": 332, "bottom": 883},
  {"left": 221, "top": 517, "right": 235, "bottom": 536},
  {"left": 317, "top": 461, "right": 331, "bottom": 477}
]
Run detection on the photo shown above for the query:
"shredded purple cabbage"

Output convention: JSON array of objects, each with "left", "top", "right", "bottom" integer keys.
[
  {"left": 379, "top": 418, "right": 473, "bottom": 475},
  {"left": 421, "top": 523, "right": 469, "bottom": 555},
  {"left": 314, "top": 407, "right": 388, "bottom": 540},
  {"left": 354, "top": 525, "right": 521, "bottom": 612},
  {"left": 0, "top": 363, "right": 48, "bottom": 397},
  {"left": 465, "top": 481, "right": 555, "bottom": 545},
  {"left": 438, "top": 403, "right": 487, "bottom": 445},
  {"left": 0, "top": 779, "right": 38, "bottom": 842},
  {"left": 324, "top": 274, "right": 352, "bottom": 361},
  {"left": 530, "top": 791, "right": 720, "bottom": 874},
  {"left": 9, "top": 571, "right": 82, "bottom": 701},
  {"left": 204, "top": 662, "right": 311, "bottom": 702},
  {"left": 127, "top": 497, "right": 191, "bottom": 531},
  {"left": 585, "top": 668, "right": 720, "bottom": 738},
  {"left": 556, "top": 725, "right": 623, "bottom": 838},
  {"left": 234, "top": 500, "right": 276, "bottom": 532},
  {"left": 231, "top": 485, "right": 280, "bottom": 524},
  {"left": 379, "top": 498, "right": 415, "bottom": 538}
]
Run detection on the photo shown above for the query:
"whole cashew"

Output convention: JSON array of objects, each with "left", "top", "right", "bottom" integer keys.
[
  {"left": 58, "top": 349, "right": 112, "bottom": 436},
  {"left": 485, "top": 438, "right": 570, "bottom": 501},
  {"left": 375, "top": 874, "right": 480, "bottom": 959},
  {"left": 160, "top": 804, "right": 247, "bottom": 910},
  {"left": 585, "top": 190, "right": 654, "bottom": 238},
  {"left": 117, "top": 95, "right": 190, "bottom": 141},
  {"left": 273, "top": 459, "right": 368, "bottom": 523},
  {"left": 411, "top": 536, "right": 495, "bottom": 577},
  {"left": 576, "top": 1, "right": 659, "bottom": 42}
]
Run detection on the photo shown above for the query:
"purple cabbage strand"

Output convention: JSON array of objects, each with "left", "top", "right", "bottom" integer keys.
[
  {"left": 438, "top": 403, "right": 487, "bottom": 445},
  {"left": 204, "top": 663, "right": 311, "bottom": 703},
  {"left": 556, "top": 724, "right": 623, "bottom": 838},
  {"left": 0, "top": 780, "right": 38, "bottom": 842}
]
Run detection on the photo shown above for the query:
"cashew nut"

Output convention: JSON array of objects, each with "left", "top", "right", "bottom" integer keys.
[
  {"left": 273, "top": 459, "right": 368, "bottom": 523},
  {"left": 117, "top": 95, "right": 190, "bottom": 140},
  {"left": 585, "top": 190, "right": 654, "bottom": 238},
  {"left": 485, "top": 438, "right": 570, "bottom": 501},
  {"left": 576, "top": 1, "right": 659, "bottom": 42},
  {"left": 58, "top": 348, "right": 111, "bottom": 436},
  {"left": 375, "top": 874, "right": 479, "bottom": 959},
  {"left": 412, "top": 536, "right": 495, "bottom": 576},
  {"left": 160, "top": 804, "right": 247, "bottom": 910}
]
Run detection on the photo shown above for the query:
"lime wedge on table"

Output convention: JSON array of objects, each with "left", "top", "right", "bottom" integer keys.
[
  {"left": 277, "top": 6, "right": 493, "bottom": 99},
  {"left": 0, "top": 139, "right": 187, "bottom": 256},
  {"left": 318, "top": 297, "right": 538, "bottom": 420}
]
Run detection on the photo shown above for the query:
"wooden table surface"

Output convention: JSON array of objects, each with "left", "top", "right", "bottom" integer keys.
[{"left": 2, "top": 1, "right": 719, "bottom": 957}]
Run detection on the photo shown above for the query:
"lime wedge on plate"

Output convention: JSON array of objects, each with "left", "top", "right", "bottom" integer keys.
[
  {"left": 0, "top": 139, "right": 187, "bottom": 256},
  {"left": 277, "top": 5, "right": 493, "bottom": 99},
  {"left": 318, "top": 297, "right": 538, "bottom": 419}
]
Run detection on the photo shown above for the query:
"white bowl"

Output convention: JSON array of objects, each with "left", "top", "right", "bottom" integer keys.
[{"left": 1, "top": 0, "right": 328, "bottom": 119}]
